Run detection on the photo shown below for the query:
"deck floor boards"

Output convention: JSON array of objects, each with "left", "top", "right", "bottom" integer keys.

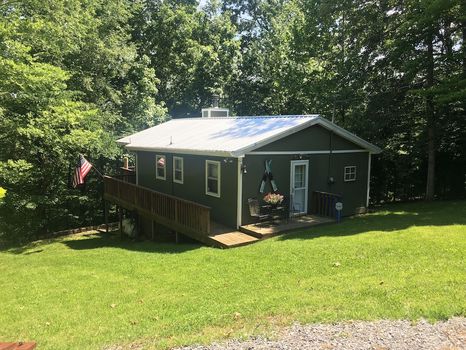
[
  {"left": 239, "top": 214, "right": 334, "bottom": 238},
  {"left": 209, "top": 215, "right": 334, "bottom": 248},
  {"left": 209, "top": 222, "right": 259, "bottom": 248}
]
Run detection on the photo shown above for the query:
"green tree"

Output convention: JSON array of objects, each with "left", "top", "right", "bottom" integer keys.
[{"left": 0, "top": 0, "right": 167, "bottom": 238}]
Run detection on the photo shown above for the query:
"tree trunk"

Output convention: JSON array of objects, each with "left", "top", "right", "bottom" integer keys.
[{"left": 425, "top": 28, "right": 435, "bottom": 201}]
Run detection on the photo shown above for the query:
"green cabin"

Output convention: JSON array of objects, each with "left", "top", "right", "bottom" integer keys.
[{"left": 107, "top": 109, "right": 381, "bottom": 247}]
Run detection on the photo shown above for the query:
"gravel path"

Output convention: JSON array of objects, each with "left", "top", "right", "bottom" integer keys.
[{"left": 176, "top": 317, "right": 466, "bottom": 350}]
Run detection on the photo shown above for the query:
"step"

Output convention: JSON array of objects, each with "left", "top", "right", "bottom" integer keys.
[{"left": 209, "top": 231, "right": 259, "bottom": 248}]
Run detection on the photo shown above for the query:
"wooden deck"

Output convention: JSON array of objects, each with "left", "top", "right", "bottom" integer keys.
[
  {"left": 103, "top": 176, "right": 337, "bottom": 248},
  {"left": 103, "top": 176, "right": 212, "bottom": 244},
  {"left": 208, "top": 215, "right": 334, "bottom": 248},
  {"left": 240, "top": 214, "right": 335, "bottom": 238},
  {"left": 209, "top": 222, "right": 259, "bottom": 248}
]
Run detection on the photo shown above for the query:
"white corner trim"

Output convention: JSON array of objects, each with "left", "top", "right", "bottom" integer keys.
[
  {"left": 135, "top": 152, "right": 139, "bottom": 185},
  {"left": 366, "top": 153, "right": 372, "bottom": 207},
  {"left": 236, "top": 157, "right": 243, "bottom": 228},
  {"left": 247, "top": 149, "right": 369, "bottom": 155}
]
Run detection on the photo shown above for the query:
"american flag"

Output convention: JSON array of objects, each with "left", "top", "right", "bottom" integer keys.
[{"left": 72, "top": 154, "right": 92, "bottom": 188}]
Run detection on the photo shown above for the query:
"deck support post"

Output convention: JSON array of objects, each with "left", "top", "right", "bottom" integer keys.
[
  {"left": 135, "top": 212, "right": 140, "bottom": 239},
  {"left": 119, "top": 206, "right": 123, "bottom": 237},
  {"left": 175, "top": 231, "right": 179, "bottom": 244},
  {"left": 104, "top": 201, "right": 109, "bottom": 233},
  {"left": 151, "top": 221, "right": 155, "bottom": 240}
]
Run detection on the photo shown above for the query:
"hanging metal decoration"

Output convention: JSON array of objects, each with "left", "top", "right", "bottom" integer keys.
[{"left": 259, "top": 159, "right": 278, "bottom": 193}]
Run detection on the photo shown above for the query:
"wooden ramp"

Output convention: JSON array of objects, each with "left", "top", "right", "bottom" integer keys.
[
  {"left": 209, "top": 222, "right": 258, "bottom": 248},
  {"left": 240, "top": 214, "right": 335, "bottom": 238}
]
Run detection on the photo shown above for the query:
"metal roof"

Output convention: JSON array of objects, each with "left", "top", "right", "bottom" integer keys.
[{"left": 118, "top": 115, "right": 382, "bottom": 157}]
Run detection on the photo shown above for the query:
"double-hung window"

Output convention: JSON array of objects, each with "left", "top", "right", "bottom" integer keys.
[
  {"left": 156, "top": 155, "right": 166, "bottom": 180},
  {"left": 205, "top": 160, "right": 221, "bottom": 197},
  {"left": 344, "top": 166, "right": 357, "bottom": 182},
  {"left": 173, "top": 157, "right": 183, "bottom": 184}
]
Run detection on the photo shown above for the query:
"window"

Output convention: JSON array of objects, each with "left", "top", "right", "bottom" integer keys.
[
  {"left": 173, "top": 157, "right": 183, "bottom": 184},
  {"left": 205, "top": 160, "right": 221, "bottom": 197},
  {"left": 156, "top": 155, "right": 166, "bottom": 180},
  {"left": 344, "top": 166, "right": 357, "bottom": 182}
]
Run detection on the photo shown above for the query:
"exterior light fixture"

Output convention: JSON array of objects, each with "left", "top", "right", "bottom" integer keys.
[{"left": 241, "top": 164, "right": 247, "bottom": 174}]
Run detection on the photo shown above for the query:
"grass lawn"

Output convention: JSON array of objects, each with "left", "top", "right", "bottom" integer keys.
[{"left": 0, "top": 201, "right": 465, "bottom": 349}]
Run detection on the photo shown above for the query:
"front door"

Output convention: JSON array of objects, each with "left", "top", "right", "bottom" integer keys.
[{"left": 290, "top": 160, "right": 309, "bottom": 215}]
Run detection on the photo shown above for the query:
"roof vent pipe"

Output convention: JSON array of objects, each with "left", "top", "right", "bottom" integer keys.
[{"left": 211, "top": 94, "right": 220, "bottom": 108}]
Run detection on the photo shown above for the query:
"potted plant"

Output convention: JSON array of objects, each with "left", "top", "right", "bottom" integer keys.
[{"left": 263, "top": 192, "right": 284, "bottom": 208}]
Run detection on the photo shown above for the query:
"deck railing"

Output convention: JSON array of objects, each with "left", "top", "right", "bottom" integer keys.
[
  {"left": 312, "top": 191, "right": 343, "bottom": 219},
  {"left": 103, "top": 176, "right": 211, "bottom": 236}
]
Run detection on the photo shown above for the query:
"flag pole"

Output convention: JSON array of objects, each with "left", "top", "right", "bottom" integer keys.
[{"left": 91, "top": 165, "right": 104, "bottom": 178}]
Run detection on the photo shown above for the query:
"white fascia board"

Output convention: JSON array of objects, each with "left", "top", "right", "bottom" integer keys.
[
  {"left": 117, "top": 138, "right": 131, "bottom": 145},
  {"left": 247, "top": 149, "right": 369, "bottom": 155},
  {"left": 125, "top": 145, "right": 234, "bottom": 158},
  {"left": 231, "top": 117, "right": 320, "bottom": 157},
  {"left": 317, "top": 118, "right": 383, "bottom": 154}
]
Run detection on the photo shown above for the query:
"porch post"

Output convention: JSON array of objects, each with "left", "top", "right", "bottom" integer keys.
[
  {"left": 366, "top": 153, "right": 372, "bottom": 208},
  {"left": 236, "top": 156, "right": 244, "bottom": 229}
]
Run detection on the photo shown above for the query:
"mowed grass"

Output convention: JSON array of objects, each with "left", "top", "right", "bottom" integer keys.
[{"left": 0, "top": 201, "right": 465, "bottom": 349}]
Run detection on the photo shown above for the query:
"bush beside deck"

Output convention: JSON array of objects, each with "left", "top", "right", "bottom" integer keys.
[{"left": 0, "top": 201, "right": 465, "bottom": 349}]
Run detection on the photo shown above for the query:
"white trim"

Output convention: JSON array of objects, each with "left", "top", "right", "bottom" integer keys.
[
  {"left": 205, "top": 160, "right": 221, "bottom": 198},
  {"left": 122, "top": 116, "right": 382, "bottom": 157},
  {"left": 344, "top": 166, "right": 357, "bottom": 182},
  {"left": 231, "top": 118, "right": 319, "bottom": 156},
  {"left": 173, "top": 156, "right": 184, "bottom": 184},
  {"left": 366, "top": 153, "right": 372, "bottom": 207},
  {"left": 290, "top": 160, "right": 309, "bottom": 215},
  {"left": 247, "top": 149, "right": 368, "bottom": 155},
  {"left": 135, "top": 153, "right": 139, "bottom": 186},
  {"left": 155, "top": 154, "right": 166, "bottom": 180},
  {"left": 236, "top": 157, "right": 243, "bottom": 228},
  {"left": 317, "top": 117, "right": 382, "bottom": 154},
  {"left": 126, "top": 146, "right": 232, "bottom": 157}
]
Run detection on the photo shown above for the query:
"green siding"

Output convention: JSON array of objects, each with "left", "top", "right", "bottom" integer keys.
[
  {"left": 241, "top": 152, "right": 369, "bottom": 224},
  {"left": 255, "top": 124, "right": 364, "bottom": 152},
  {"left": 134, "top": 124, "right": 372, "bottom": 229},
  {"left": 136, "top": 151, "right": 238, "bottom": 228}
]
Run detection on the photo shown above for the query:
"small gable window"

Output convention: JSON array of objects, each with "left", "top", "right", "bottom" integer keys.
[
  {"left": 156, "top": 155, "right": 166, "bottom": 180},
  {"left": 173, "top": 156, "right": 183, "bottom": 184},
  {"left": 206, "top": 160, "right": 221, "bottom": 197},
  {"left": 344, "top": 166, "right": 357, "bottom": 182}
]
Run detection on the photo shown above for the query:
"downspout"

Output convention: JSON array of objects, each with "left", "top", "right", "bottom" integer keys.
[{"left": 236, "top": 156, "right": 244, "bottom": 229}]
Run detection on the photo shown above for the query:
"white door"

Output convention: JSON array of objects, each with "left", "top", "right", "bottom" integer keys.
[{"left": 290, "top": 160, "right": 309, "bottom": 215}]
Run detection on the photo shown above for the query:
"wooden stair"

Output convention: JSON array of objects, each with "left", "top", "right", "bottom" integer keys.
[
  {"left": 209, "top": 231, "right": 259, "bottom": 248},
  {"left": 209, "top": 221, "right": 259, "bottom": 248},
  {"left": 239, "top": 215, "right": 335, "bottom": 239}
]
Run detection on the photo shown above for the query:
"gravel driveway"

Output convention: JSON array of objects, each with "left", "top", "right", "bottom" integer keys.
[{"left": 176, "top": 317, "right": 466, "bottom": 350}]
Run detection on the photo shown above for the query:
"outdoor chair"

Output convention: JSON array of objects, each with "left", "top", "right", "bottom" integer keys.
[
  {"left": 287, "top": 194, "right": 301, "bottom": 221},
  {"left": 248, "top": 198, "right": 271, "bottom": 226}
]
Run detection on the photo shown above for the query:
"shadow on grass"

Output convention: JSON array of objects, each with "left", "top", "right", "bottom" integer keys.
[
  {"left": 2, "top": 200, "right": 465, "bottom": 253},
  {"left": 278, "top": 200, "right": 466, "bottom": 241},
  {"left": 63, "top": 232, "right": 202, "bottom": 254},
  {"left": 3, "top": 231, "right": 202, "bottom": 255}
]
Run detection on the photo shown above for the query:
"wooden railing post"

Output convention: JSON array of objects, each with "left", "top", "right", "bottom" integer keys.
[
  {"left": 103, "top": 176, "right": 212, "bottom": 238},
  {"left": 312, "top": 191, "right": 342, "bottom": 220}
]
